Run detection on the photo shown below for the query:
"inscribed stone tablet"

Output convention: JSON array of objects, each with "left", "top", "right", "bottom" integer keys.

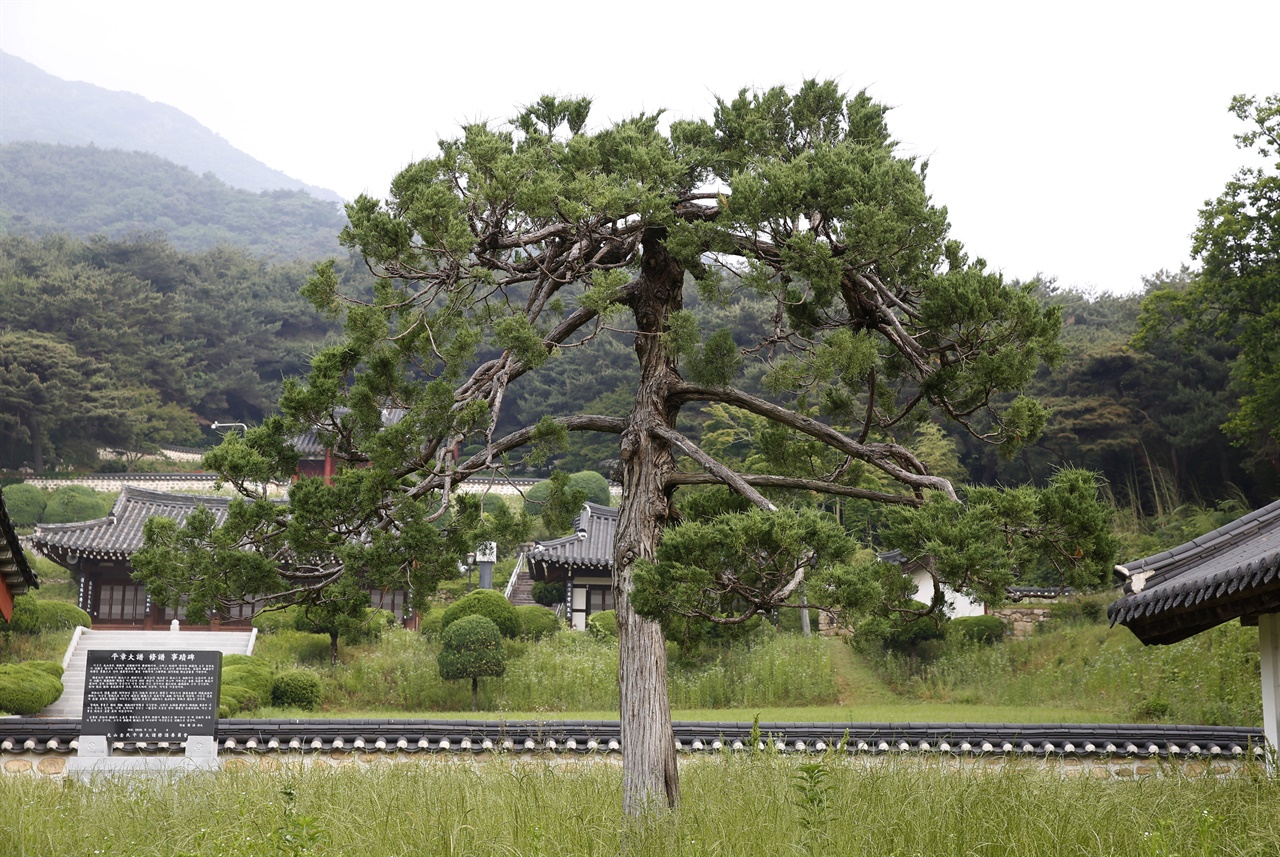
[{"left": 81, "top": 650, "right": 221, "bottom": 741}]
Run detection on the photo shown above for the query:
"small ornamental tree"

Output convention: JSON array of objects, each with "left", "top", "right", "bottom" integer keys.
[
  {"left": 136, "top": 81, "right": 1118, "bottom": 817},
  {"left": 437, "top": 614, "right": 506, "bottom": 711}
]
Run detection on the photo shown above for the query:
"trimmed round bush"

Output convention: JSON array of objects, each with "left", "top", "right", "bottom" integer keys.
[
  {"left": 42, "top": 485, "right": 114, "bottom": 524},
  {"left": 516, "top": 604, "right": 561, "bottom": 640},
  {"left": 587, "top": 609, "right": 618, "bottom": 640},
  {"left": 438, "top": 615, "right": 507, "bottom": 710},
  {"left": 222, "top": 657, "right": 274, "bottom": 702},
  {"left": 35, "top": 600, "right": 92, "bottom": 631},
  {"left": 0, "top": 663, "right": 63, "bottom": 714},
  {"left": 0, "top": 593, "right": 40, "bottom": 635},
  {"left": 568, "top": 470, "right": 611, "bottom": 507},
  {"left": 441, "top": 589, "right": 520, "bottom": 639},
  {"left": 219, "top": 684, "right": 261, "bottom": 717},
  {"left": 530, "top": 580, "right": 565, "bottom": 608},
  {"left": 2, "top": 483, "right": 48, "bottom": 527},
  {"left": 950, "top": 615, "right": 1006, "bottom": 644},
  {"left": 272, "top": 669, "right": 322, "bottom": 710},
  {"left": 24, "top": 660, "right": 64, "bottom": 679}
]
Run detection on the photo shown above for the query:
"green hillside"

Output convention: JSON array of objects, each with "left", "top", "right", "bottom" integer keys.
[{"left": 0, "top": 142, "right": 347, "bottom": 260}]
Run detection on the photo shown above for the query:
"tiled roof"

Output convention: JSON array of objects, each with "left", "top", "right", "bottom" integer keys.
[
  {"left": 1, "top": 493, "right": 38, "bottom": 597},
  {"left": 32, "top": 487, "right": 233, "bottom": 561},
  {"left": 0, "top": 717, "right": 1264, "bottom": 761},
  {"left": 528, "top": 502, "right": 618, "bottom": 569},
  {"left": 1108, "top": 498, "right": 1280, "bottom": 645}
]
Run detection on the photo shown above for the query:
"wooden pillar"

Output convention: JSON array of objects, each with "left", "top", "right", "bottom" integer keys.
[{"left": 1260, "top": 612, "right": 1280, "bottom": 774}]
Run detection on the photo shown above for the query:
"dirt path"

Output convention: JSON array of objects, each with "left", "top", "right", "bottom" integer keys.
[{"left": 825, "top": 636, "right": 897, "bottom": 706}]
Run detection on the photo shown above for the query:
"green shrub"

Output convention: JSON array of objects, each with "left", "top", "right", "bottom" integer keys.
[
  {"left": 34, "top": 600, "right": 91, "bottom": 631},
  {"left": 438, "top": 615, "right": 507, "bottom": 711},
  {"left": 272, "top": 669, "right": 322, "bottom": 710},
  {"left": 23, "top": 660, "right": 64, "bottom": 680},
  {"left": 0, "top": 593, "right": 40, "bottom": 635},
  {"left": 441, "top": 589, "right": 520, "bottom": 639},
  {"left": 949, "top": 615, "right": 1006, "bottom": 644},
  {"left": 516, "top": 604, "right": 561, "bottom": 640},
  {"left": 0, "top": 662, "right": 63, "bottom": 714},
  {"left": 567, "top": 470, "right": 611, "bottom": 506},
  {"left": 42, "top": 485, "right": 114, "bottom": 524},
  {"left": 2, "top": 483, "right": 48, "bottom": 527},
  {"left": 219, "top": 684, "right": 260, "bottom": 716},
  {"left": 418, "top": 608, "right": 444, "bottom": 639},
  {"left": 222, "top": 659, "right": 274, "bottom": 702},
  {"left": 587, "top": 609, "right": 617, "bottom": 640},
  {"left": 531, "top": 580, "right": 565, "bottom": 607},
  {"left": 883, "top": 604, "right": 947, "bottom": 652}
]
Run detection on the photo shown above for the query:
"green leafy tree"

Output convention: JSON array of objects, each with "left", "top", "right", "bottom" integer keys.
[
  {"left": 156, "top": 82, "right": 1115, "bottom": 815},
  {"left": 1139, "top": 94, "right": 1280, "bottom": 480},
  {"left": 437, "top": 614, "right": 506, "bottom": 711}
]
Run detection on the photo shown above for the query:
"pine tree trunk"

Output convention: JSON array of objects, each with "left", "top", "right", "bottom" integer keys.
[
  {"left": 616, "top": 228, "right": 683, "bottom": 815},
  {"left": 471, "top": 676, "right": 478, "bottom": 712}
]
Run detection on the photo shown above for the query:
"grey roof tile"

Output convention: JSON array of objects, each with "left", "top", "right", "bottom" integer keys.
[
  {"left": 32, "top": 486, "right": 233, "bottom": 560},
  {"left": 1108, "top": 498, "right": 1280, "bottom": 644}
]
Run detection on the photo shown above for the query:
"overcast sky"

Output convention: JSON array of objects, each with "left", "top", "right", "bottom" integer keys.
[{"left": 3, "top": 0, "right": 1277, "bottom": 294}]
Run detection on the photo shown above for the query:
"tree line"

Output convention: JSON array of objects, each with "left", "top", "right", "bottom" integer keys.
[{"left": 0, "top": 233, "right": 348, "bottom": 471}]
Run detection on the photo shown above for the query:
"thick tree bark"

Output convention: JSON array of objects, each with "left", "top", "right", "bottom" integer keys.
[{"left": 615, "top": 227, "right": 682, "bottom": 815}]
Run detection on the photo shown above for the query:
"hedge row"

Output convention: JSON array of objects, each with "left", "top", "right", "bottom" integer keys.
[{"left": 0, "top": 594, "right": 91, "bottom": 635}]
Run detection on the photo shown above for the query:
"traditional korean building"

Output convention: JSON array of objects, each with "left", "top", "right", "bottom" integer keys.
[
  {"left": 30, "top": 486, "right": 413, "bottom": 629},
  {"left": 1108, "top": 497, "right": 1280, "bottom": 766},
  {"left": 0, "top": 492, "right": 39, "bottom": 621},
  {"left": 525, "top": 502, "right": 617, "bottom": 631}
]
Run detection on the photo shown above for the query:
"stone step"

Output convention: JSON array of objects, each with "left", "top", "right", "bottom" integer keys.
[{"left": 40, "top": 628, "right": 255, "bottom": 718}]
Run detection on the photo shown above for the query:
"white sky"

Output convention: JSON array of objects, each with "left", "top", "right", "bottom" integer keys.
[{"left": 2, "top": 0, "right": 1277, "bottom": 294}]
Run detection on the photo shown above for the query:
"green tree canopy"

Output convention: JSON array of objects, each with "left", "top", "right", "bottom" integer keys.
[
  {"left": 1139, "top": 94, "right": 1280, "bottom": 479},
  {"left": 437, "top": 614, "right": 507, "bottom": 711},
  {"left": 153, "top": 81, "right": 1116, "bottom": 816}
]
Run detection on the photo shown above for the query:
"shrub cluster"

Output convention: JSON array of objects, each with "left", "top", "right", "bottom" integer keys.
[
  {"left": 441, "top": 590, "right": 520, "bottom": 639},
  {"left": 0, "top": 661, "right": 64, "bottom": 714},
  {"left": 516, "top": 604, "right": 561, "bottom": 640},
  {"left": 586, "top": 609, "right": 617, "bottom": 640},
  {"left": 218, "top": 654, "right": 273, "bottom": 717},
  {"left": 272, "top": 669, "right": 322, "bottom": 710},
  {"left": 949, "top": 615, "right": 1006, "bottom": 644},
  {"left": 0, "top": 593, "right": 91, "bottom": 635},
  {"left": 530, "top": 580, "right": 565, "bottom": 607}
]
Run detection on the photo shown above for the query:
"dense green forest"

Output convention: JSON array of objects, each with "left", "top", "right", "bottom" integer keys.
[
  {"left": 0, "top": 233, "right": 347, "bottom": 470},
  {"left": 2, "top": 233, "right": 1275, "bottom": 516},
  {"left": 0, "top": 143, "right": 348, "bottom": 259}
]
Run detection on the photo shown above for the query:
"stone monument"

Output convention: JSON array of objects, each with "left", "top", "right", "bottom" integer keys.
[{"left": 67, "top": 649, "right": 222, "bottom": 779}]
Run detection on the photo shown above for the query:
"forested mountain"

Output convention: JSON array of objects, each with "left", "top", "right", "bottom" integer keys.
[
  {"left": 0, "top": 51, "right": 341, "bottom": 202},
  {"left": 0, "top": 142, "right": 348, "bottom": 259},
  {"left": 0, "top": 234, "right": 347, "bottom": 471}
]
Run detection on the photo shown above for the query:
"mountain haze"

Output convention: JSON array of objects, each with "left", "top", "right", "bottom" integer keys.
[{"left": 0, "top": 50, "right": 343, "bottom": 203}]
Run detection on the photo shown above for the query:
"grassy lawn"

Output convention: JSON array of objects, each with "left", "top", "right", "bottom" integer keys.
[{"left": 3, "top": 756, "right": 1276, "bottom": 856}]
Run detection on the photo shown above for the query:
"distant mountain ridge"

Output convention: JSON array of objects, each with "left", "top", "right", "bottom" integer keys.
[
  {"left": 0, "top": 50, "right": 343, "bottom": 203},
  {"left": 0, "top": 141, "right": 348, "bottom": 260}
]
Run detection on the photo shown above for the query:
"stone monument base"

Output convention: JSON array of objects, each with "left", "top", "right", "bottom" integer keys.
[{"left": 66, "top": 735, "right": 219, "bottom": 781}]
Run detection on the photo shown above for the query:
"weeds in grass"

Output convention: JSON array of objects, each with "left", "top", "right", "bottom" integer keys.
[
  {"left": 863, "top": 617, "right": 1262, "bottom": 726},
  {"left": 9, "top": 758, "right": 1276, "bottom": 856}
]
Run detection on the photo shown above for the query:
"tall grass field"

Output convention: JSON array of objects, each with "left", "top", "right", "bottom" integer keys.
[{"left": 2, "top": 756, "right": 1276, "bottom": 856}]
